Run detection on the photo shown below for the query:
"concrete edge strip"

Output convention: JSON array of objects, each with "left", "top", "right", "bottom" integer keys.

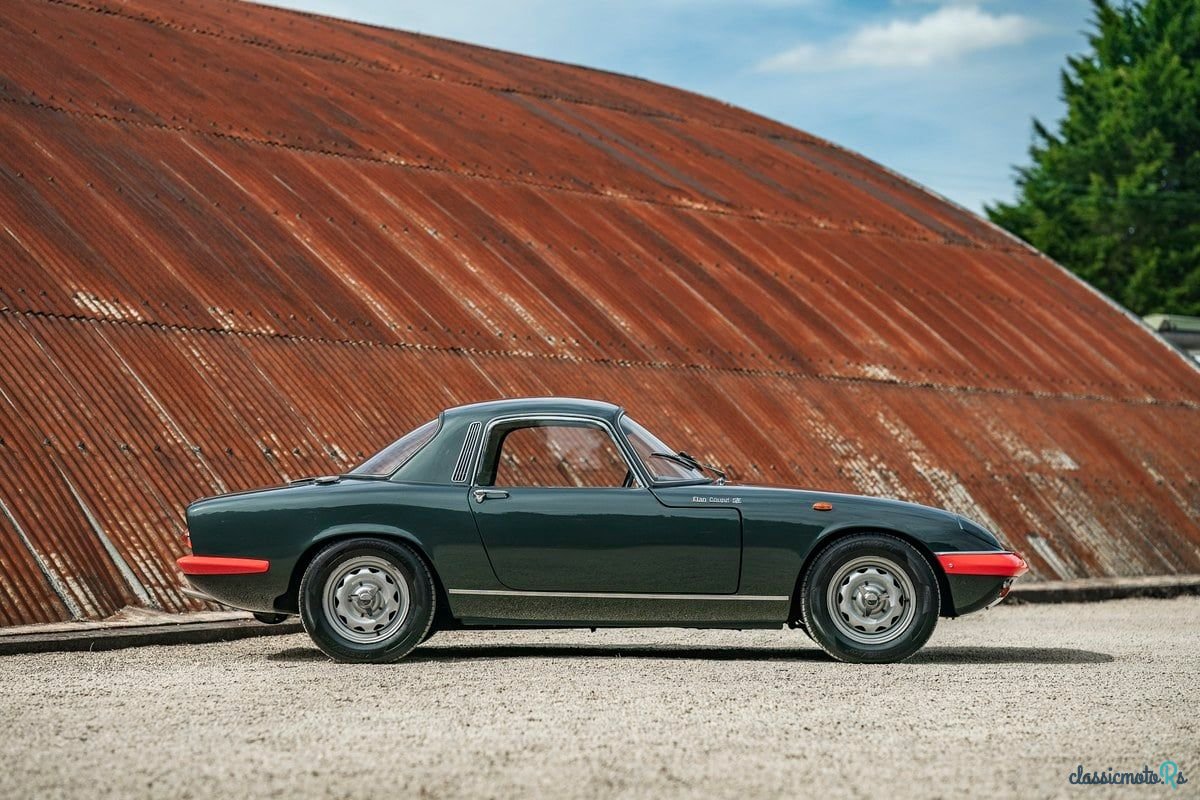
[
  {"left": 0, "top": 619, "right": 303, "bottom": 656},
  {"left": 1007, "top": 577, "right": 1200, "bottom": 605}
]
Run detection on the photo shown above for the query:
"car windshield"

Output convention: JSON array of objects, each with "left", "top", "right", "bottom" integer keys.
[
  {"left": 350, "top": 419, "right": 439, "bottom": 477},
  {"left": 619, "top": 416, "right": 708, "bottom": 483}
]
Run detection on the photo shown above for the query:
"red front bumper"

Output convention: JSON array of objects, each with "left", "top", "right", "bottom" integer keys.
[{"left": 935, "top": 551, "right": 1028, "bottom": 578}]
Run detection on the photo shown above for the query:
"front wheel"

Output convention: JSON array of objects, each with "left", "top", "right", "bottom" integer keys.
[
  {"left": 800, "top": 533, "right": 939, "bottom": 664},
  {"left": 298, "top": 538, "right": 435, "bottom": 663}
]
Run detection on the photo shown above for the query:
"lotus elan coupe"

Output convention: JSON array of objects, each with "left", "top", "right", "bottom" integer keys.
[{"left": 179, "top": 397, "right": 1028, "bottom": 663}]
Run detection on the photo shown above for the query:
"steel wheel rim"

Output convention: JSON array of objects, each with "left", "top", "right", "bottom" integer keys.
[
  {"left": 827, "top": 555, "right": 916, "bottom": 645},
  {"left": 322, "top": 555, "right": 410, "bottom": 644}
]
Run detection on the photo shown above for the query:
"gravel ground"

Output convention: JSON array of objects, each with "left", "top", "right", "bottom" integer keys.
[{"left": 1, "top": 598, "right": 1197, "bottom": 799}]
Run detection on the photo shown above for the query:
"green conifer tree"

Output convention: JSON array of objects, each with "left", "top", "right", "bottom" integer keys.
[{"left": 987, "top": 0, "right": 1200, "bottom": 315}]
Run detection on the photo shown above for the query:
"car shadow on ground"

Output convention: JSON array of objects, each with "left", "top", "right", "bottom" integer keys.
[{"left": 267, "top": 643, "right": 1113, "bottom": 665}]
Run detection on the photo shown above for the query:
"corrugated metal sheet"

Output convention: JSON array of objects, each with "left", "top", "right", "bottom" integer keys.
[{"left": 0, "top": 0, "right": 1197, "bottom": 624}]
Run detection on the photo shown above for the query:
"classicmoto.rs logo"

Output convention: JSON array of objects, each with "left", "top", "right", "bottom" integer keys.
[{"left": 1068, "top": 760, "right": 1187, "bottom": 789}]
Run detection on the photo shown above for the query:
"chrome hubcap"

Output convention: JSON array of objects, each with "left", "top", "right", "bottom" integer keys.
[
  {"left": 827, "top": 556, "right": 916, "bottom": 645},
  {"left": 322, "top": 556, "right": 409, "bottom": 643}
]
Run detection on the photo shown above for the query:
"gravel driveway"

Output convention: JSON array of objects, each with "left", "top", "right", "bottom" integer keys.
[{"left": 1, "top": 598, "right": 1196, "bottom": 798}]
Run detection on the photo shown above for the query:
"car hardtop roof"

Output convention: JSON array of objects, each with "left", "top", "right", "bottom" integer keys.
[{"left": 443, "top": 397, "right": 624, "bottom": 424}]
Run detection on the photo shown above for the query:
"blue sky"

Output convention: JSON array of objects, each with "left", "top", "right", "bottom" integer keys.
[{"left": 273, "top": 0, "right": 1094, "bottom": 213}]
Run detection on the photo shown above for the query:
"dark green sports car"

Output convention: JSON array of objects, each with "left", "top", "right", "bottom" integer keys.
[{"left": 179, "top": 397, "right": 1027, "bottom": 664}]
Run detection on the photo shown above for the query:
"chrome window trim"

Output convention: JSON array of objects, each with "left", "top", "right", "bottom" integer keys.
[
  {"left": 447, "top": 588, "right": 788, "bottom": 602},
  {"left": 469, "top": 413, "right": 651, "bottom": 489},
  {"left": 615, "top": 412, "right": 711, "bottom": 487},
  {"left": 451, "top": 421, "right": 482, "bottom": 484}
]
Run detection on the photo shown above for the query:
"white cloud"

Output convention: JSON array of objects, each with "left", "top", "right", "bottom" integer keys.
[{"left": 757, "top": 4, "right": 1039, "bottom": 72}]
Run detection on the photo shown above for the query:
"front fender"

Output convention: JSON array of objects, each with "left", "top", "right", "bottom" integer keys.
[{"left": 796, "top": 507, "right": 1018, "bottom": 619}]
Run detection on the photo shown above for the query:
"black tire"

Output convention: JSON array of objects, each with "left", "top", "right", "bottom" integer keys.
[
  {"left": 788, "top": 613, "right": 812, "bottom": 640},
  {"left": 252, "top": 612, "right": 291, "bottom": 625},
  {"left": 800, "top": 533, "right": 939, "bottom": 664},
  {"left": 298, "top": 538, "right": 435, "bottom": 663}
]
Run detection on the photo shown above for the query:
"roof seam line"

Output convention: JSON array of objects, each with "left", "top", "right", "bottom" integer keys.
[
  {"left": 4, "top": 306, "right": 1194, "bottom": 411},
  {"left": 45, "top": 0, "right": 830, "bottom": 150},
  {"left": 0, "top": 96, "right": 1022, "bottom": 253}
]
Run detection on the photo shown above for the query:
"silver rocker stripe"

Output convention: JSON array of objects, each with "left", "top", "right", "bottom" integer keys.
[{"left": 448, "top": 588, "right": 789, "bottom": 602}]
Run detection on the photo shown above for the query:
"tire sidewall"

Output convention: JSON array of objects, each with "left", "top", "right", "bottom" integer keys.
[
  {"left": 804, "top": 535, "right": 939, "bottom": 664},
  {"left": 299, "top": 538, "right": 434, "bottom": 663}
]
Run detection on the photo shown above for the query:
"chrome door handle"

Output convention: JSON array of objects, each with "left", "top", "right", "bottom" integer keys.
[{"left": 473, "top": 489, "right": 509, "bottom": 503}]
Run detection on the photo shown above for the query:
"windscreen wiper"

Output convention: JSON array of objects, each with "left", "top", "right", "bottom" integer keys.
[
  {"left": 288, "top": 473, "right": 390, "bottom": 486},
  {"left": 650, "top": 451, "right": 727, "bottom": 484}
]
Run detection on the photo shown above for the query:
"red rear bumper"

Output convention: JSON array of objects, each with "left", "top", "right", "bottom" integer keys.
[
  {"left": 936, "top": 551, "right": 1028, "bottom": 578},
  {"left": 177, "top": 555, "right": 270, "bottom": 575}
]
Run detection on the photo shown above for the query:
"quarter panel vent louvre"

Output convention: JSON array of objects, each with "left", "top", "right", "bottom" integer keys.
[{"left": 453, "top": 422, "right": 483, "bottom": 483}]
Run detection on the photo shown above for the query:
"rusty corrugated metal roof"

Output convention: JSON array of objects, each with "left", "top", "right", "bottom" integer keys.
[{"left": 0, "top": 0, "right": 1197, "bottom": 624}]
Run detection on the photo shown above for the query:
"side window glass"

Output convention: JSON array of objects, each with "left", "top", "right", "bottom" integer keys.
[{"left": 488, "top": 423, "right": 634, "bottom": 488}]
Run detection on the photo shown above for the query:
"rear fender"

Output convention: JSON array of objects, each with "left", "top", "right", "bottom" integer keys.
[{"left": 275, "top": 523, "right": 437, "bottom": 615}]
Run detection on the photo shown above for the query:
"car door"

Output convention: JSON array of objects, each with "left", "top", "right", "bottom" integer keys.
[{"left": 468, "top": 416, "right": 741, "bottom": 593}]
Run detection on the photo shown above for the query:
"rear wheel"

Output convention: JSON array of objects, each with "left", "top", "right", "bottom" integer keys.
[
  {"left": 299, "top": 538, "right": 435, "bottom": 663},
  {"left": 800, "top": 533, "right": 939, "bottom": 664}
]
